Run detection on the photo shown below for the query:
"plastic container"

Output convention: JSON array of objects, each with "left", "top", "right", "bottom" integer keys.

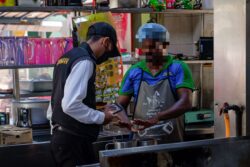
[{"left": 203, "top": 0, "right": 213, "bottom": 9}]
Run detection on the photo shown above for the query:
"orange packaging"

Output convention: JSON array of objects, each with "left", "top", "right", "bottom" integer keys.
[{"left": 0, "top": 0, "right": 15, "bottom": 6}]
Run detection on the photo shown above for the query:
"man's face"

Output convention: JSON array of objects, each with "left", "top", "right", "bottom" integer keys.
[
  {"left": 141, "top": 39, "right": 169, "bottom": 65},
  {"left": 96, "top": 37, "right": 114, "bottom": 65}
]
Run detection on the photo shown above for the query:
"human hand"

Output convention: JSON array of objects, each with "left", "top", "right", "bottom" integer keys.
[
  {"left": 102, "top": 103, "right": 128, "bottom": 125},
  {"left": 105, "top": 103, "right": 130, "bottom": 123},
  {"left": 113, "top": 120, "right": 139, "bottom": 132},
  {"left": 113, "top": 120, "right": 132, "bottom": 129},
  {"left": 132, "top": 116, "right": 159, "bottom": 131},
  {"left": 103, "top": 110, "right": 114, "bottom": 125}
]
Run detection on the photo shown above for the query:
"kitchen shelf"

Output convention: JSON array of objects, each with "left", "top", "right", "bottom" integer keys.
[
  {"left": 184, "top": 60, "right": 213, "bottom": 64},
  {"left": 0, "top": 91, "right": 52, "bottom": 99},
  {"left": 185, "top": 125, "right": 214, "bottom": 135},
  {"left": 0, "top": 6, "right": 213, "bottom": 14},
  {"left": 0, "top": 64, "right": 54, "bottom": 69},
  {"left": 20, "top": 91, "right": 51, "bottom": 98},
  {"left": 122, "top": 60, "right": 138, "bottom": 65},
  {"left": 0, "top": 61, "right": 213, "bottom": 68},
  {"left": 0, "top": 94, "right": 13, "bottom": 99},
  {"left": 123, "top": 59, "right": 213, "bottom": 65}
]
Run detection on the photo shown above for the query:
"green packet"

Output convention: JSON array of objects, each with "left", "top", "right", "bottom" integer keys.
[
  {"left": 149, "top": 0, "right": 166, "bottom": 11},
  {"left": 174, "top": 0, "right": 202, "bottom": 9}
]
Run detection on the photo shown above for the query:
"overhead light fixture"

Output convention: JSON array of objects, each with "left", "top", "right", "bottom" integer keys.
[
  {"left": 0, "top": 24, "right": 62, "bottom": 32},
  {"left": 73, "top": 17, "right": 88, "bottom": 24},
  {"left": 41, "top": 20, "right": 63, "bottom": 27}
]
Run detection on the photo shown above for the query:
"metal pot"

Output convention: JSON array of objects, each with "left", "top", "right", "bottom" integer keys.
[
  {"left": 137, "top": 138, "right": 157, "bottom": 146},
  {"left": 11, "top": 99, "right": 49, "bottom": 127},
  {"left": 105, "top": 140, "right": 137, "bottom": 150}
]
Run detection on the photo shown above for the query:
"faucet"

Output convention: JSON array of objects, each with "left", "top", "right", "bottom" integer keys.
[{"left": 220, "top": 103, "right": 244, "bottom": 137}]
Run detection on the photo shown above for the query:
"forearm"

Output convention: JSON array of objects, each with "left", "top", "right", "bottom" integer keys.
[
  {"left": 62, "top": 97, "right": 105, "bottom": 124},
  {"left": 116, "top": 95, "right": 132, "bottom": 112},
  {"left": 157, "top": 93, "right": 191, "bottom": 121}
]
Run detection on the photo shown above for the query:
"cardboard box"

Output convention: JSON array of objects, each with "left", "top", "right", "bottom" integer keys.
[{"left": 0, "top": 125, "right": 32, "bottom": 145}]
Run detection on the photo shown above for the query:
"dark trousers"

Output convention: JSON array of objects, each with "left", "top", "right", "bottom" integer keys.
[{"left": 50, "top": 130, "right": 97, "bottom": 167}]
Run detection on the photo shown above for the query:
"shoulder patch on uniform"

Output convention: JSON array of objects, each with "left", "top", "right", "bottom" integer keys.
[{"left": 57, "top": 58, "right": 69, "bottom": 65}]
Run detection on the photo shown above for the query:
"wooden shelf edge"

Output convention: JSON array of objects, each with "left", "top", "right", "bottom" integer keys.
[
  {"left": 0, "top": 6, "right": 213, "bottom": 14},
  {"left": 0, "top": 64, "right": 54, "bottom": 69}
]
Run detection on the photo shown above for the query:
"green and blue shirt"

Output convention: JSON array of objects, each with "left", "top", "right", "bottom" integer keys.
[{"left": 119, "top": 56, "right": 194, "bottom": 100}]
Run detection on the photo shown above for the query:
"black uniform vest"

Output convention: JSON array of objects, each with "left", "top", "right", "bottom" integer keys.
[{"left": 51, "top": 42, "right": 99, "bottom": 139}]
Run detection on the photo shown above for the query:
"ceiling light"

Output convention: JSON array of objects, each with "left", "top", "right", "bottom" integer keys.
[{"left": 41, "top": 20, "right": 63, "bottom": 27}]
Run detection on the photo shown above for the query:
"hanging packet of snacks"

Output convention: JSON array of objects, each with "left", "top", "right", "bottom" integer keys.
[
  {"left": 95, "top": 57, "right": 123, "bottom": 103},
  {"left": 148, "top": 0, "right": 166, "bottom": 11},
  {"left": 96, "top": 58, "right": 123, "bottom": 87},
  {"left": 192, "top": 0, "right": 202, "bottom": 9},
  {"left": 0, "top": 0, "right": 15, "bottom": 6},
  {"left": 174, "top": 0, "right": 193, "bottom": 9}
]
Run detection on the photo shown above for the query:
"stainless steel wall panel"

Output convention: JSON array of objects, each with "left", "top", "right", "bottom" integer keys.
[{"left": 214, "top": 0, "right": 246, "bottom": 137}]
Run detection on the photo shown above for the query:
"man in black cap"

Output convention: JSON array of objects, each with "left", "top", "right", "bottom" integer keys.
[{"left": 50, "top": 22, "right": 121, "bottom": 167}]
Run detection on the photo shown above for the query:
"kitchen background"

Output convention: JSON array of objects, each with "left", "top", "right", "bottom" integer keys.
[
  {"left": 0, "top": 0, "right": 215, "bottom": 141},
  {"left": 0, "top": 0, "right": 249, "bottom": 167}
]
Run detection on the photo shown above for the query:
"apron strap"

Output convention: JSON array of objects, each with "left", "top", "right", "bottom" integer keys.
[
  {"left": 167, "top": 68, "right": 178, "bottom": 101},
  {"left": 132, "top": 68, "right": 144, "bottom": 119}
]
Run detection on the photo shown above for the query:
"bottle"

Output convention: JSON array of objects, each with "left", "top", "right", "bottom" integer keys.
[
  {"left": 135, "top": 48, "right": 142, "bottom": 59},
  {"left": 5, "top": 107, "right": 10, "bottom": 125},
  {"left": 46, "top": 0, "right": 58, "bottom": 6},
  {"left": 96, "top": 0, "right": 109, "bottom": 7},
  {"left": 166, "top": 0, "right": 175, "bottom": 9},
  {"left": 16, "top": 108, "right": 32, "bottom": 128}
]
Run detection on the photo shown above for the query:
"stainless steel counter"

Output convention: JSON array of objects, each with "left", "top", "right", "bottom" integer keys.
[
  {"left": 1, "top": 136, "right": 250, "bottom": 167},
  {"left": 99, "top": 136, "right": 250, "bottom": 167}
]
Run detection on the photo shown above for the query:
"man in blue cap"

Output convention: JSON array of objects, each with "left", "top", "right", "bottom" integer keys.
[{"left": 117, "top": 22, "right": 194, "bottom": 143}]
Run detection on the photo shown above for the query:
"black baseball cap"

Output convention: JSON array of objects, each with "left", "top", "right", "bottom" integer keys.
[{"left": 87, "top": 22, "right": 121, "bottom": 57}]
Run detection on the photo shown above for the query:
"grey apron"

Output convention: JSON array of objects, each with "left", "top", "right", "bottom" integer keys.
[{"left": 134, "top": 70, "right": 184, "bottom": 142}]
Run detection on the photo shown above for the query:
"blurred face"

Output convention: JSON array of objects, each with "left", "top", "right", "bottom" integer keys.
[
  {"left": 141, "top": 39, "right": 169, "bottom": 66},
  {"left": 102, "top": 37, "right": 114, "bottom": 53},
  {"left": 96, "top": 37, "right": 114, "bottom": 64}
]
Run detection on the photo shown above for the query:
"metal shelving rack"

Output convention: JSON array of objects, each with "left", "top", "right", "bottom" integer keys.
[
  {"left": 0, "top": 64, "right": 54, "bottom": 69},
  {"left": 0, "top": 65, "right": 54, "bottom": 100},
  {"left": 0, "top": 6, "right": 213, "bottom": 100},
  {"left": 0, "top": 6, "right": 213, "bottom": 14}
]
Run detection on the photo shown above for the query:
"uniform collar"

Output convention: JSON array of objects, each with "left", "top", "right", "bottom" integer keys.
[{"left": 79, "top": 42, "right": 97, "bottom": 62}]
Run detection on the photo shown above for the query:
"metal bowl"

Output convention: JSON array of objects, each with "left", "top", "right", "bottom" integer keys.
[
  {"left": 105, "top": 140, "right": 137, "bottom": 150},
  {"left": 137, "top": 138, "right": 158, "bottom": 147}
]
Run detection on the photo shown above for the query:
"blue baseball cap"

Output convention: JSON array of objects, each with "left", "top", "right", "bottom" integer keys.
[{"left": 136, "top": 23, "right": 170, "bottom": 43}]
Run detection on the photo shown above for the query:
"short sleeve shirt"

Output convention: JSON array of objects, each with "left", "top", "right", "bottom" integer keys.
[{"left": 119, "top": 56, "right": 194, "bottom": 100}]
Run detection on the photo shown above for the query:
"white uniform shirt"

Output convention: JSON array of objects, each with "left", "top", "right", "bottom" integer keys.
[{"left": 47, "top": 60, "right": 105, "bottom": 125}]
